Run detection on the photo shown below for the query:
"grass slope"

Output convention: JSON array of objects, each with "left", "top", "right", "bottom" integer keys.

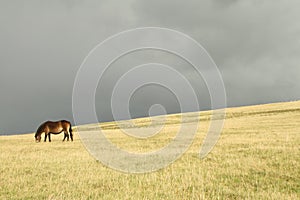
[{"left": 0, "top": 101, "right": 299, "bottom": 199}]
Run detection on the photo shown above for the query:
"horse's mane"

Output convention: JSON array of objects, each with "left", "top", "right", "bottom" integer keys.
[{"left": 35, "top": 121, "right": 48, "bottom": 137}]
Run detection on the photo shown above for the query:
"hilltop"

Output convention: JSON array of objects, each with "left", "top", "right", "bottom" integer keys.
[{"left": 0, "top": 101, "right": 299, "bottom": 199}]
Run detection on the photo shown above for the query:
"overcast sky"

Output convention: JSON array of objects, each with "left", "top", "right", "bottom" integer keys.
[{"left": 1, "top": 0, "right": 299, "bottom": 135}]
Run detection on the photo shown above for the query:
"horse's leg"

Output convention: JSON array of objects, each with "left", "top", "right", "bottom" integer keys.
[
  {"left": 63, "top": 133, "right": 66, "bottom": 142},
  {"left": 48, "top": 133, "right": 51, "bottom": 142},
  {"left": 70, "top": 132, "right": 73, "bottom": 141},
  {"left": 66, "top": 127, "right": 73, "bottom": 141},
  {"left": 44, "top": 133, "right": 47, "bottom": 142},
  {"left": 69, "top": 127, "right": 73, "bottom": 141},
  {"left": 65, "top": 131, "right": 70, "bottom": 141}
]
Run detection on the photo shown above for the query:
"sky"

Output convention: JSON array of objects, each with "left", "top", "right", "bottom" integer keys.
[{"left": 0, "top": 0, "right": 299, "bottom": 134}]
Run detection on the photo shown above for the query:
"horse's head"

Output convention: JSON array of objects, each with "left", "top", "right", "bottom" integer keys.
[{"left": 35, "top": 133, "right": 41, "bottom": 142}]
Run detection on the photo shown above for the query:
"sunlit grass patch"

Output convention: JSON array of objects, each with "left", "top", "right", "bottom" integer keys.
[{"left": 0, "top": 101, "right": 299, "bottom": 199}]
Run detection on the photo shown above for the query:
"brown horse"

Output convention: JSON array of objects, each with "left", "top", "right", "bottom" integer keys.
[{"left": 35, "top": 120, "right": 73, "bottom": 142}]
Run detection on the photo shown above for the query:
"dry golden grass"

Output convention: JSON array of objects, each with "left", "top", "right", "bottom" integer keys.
[{"left": 0, "top": 101, "right": 299, "bottom": 199}]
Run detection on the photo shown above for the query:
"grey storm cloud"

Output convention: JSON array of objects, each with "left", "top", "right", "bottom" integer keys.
[{"left": 0, "top": 0, "right": 299, "bottom": 134}]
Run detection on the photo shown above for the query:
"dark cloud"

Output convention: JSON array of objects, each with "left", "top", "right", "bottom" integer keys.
[
  {"left": 132, "top": 0, "right": 300, "bottom": 104},
  {"left": 0, "top": 0, "right": 299, "bottom": 134}
]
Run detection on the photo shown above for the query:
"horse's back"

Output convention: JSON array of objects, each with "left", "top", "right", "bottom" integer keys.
[
  {"left": 60, "top": 120, "right": 71, "bottom": 127},
  {"left": 43, "top": 120, "right": 70, "bottom": 130},
  {"left": 60, "top": 120, "right": 71, "bottom": 124},
  {"left": 44, "top": 120, "right": 70, "bottom": 124}
]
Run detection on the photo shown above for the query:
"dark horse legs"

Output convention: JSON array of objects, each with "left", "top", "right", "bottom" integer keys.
[
  {"left": 70, "top": 133, "right": 73, "bottom": 141},
  {"left": 44, "top": 133, "right": 51, "bottom": 142},
  {"left": 70, "top": 130, "right": 73, "bottom": 141},
  {"left": 43, "top": 131, "right": 72, "bottom": 142},
  {"left": 63, "top": 131, "right": 69, "bottom": 142},
  {"left": 63, "top": 130, "right": 73, "bottom": 142}
]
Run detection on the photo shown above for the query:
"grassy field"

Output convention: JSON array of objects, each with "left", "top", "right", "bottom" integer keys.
[{"left": 0, "top": 101, "right": 299, "bottom": 199}]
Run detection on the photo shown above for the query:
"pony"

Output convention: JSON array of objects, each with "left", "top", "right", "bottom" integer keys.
[{"left": 34, "top": 120, "right": 73, "bottom": 142}]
